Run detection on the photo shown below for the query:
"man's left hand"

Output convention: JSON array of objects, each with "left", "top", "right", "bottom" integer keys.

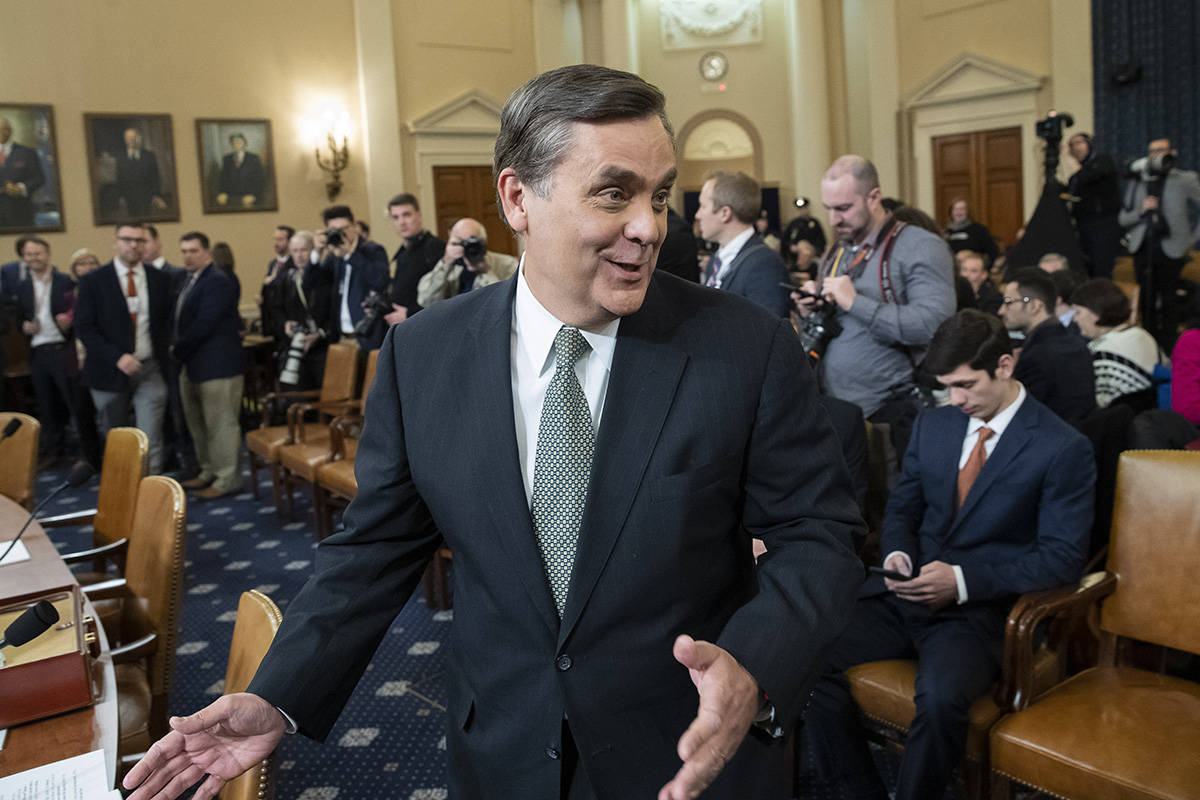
[
  {"left": 889, "top": 560, "right": 957, "bottom": 610},
  {"left": 822, "top": 275, "right": 857, "bottom": 311},
  {"left": 658, "top": 635, "right": 758, "bottom": 800}
]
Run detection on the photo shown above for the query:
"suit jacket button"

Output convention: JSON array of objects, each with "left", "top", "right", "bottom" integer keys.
[
  {"left": 556, "top": 654, "right": 573, "bottom": 671},
  {"left": 546, "top": 747, "right": 561, "bottom": 760}
]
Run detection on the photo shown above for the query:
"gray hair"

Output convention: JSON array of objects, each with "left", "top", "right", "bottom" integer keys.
[
  {"left": 493, "top": 65, "right": 674, "bottom": 201},
  {"left": 290, "top": 230, "right": 315, "bottom": 249}
]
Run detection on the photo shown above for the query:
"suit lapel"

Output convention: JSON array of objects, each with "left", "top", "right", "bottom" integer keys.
[
  {"left": 102, "top": 263, "right": 135, "bottom": 344},
  {"left": 467, "top": 278, "right": 561, "bottom": 636},
  {"left": 558, "top": 280, "right": 688, "bottom": 646},
  {"left": 950, "top": 398, "right": 1038, "bottom": 531},
  {"left": 718, "top": 238, "right": 758, "bottom": 290}
]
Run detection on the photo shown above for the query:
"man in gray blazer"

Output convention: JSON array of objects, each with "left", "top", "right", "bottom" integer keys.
[
  {"left": 694, "top": 171, "right": 791, "bottom": 317},
  {"left": 1118, "top": 137, "right": 1200, "bottom": 344}
]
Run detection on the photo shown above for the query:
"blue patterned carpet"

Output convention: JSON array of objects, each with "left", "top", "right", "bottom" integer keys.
[{"left": 38, "top": 465, "right": 965, "bottom": 800}]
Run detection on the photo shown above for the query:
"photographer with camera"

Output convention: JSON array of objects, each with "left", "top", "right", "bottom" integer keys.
[
  {"left": 416, "top": 217, "right": 517, "bottom": 308},
  {"left": 308, "top": 205, "right": 389, "bottom": 351},
  {"left": 266, "top": 231, "right": 332, "bottom": 389},
  {"left": 1119, "top": 137, "right": 1200, "bottom": 348},
  {"left": 794, "top": 155, "right": 955, "bottom": 465}
]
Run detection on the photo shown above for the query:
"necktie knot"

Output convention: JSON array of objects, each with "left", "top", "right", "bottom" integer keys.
[
  {"left": 977, "top": 426, "right": 994, "bottom": 444},
  {"left": 553, "top": 326, "right": 590, "bottom": 370}
]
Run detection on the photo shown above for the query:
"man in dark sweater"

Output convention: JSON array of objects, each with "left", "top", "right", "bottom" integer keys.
[
  {"left": 999, "top": 268, "right": 1095, "bottom": 424},
  {"left": 384, "top": 192, "right": 444, "bottom": 325}
]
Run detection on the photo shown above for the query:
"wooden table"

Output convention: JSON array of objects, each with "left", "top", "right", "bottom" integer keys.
[{"left": 0, "top": 496, "right": 118, "bottom": 785}]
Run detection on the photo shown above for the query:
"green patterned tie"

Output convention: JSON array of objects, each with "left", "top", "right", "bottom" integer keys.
[{"left": 531, "top": 325, "right": 595, "bottom": 617}]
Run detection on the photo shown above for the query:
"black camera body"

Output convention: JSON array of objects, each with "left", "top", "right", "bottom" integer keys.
[
  {"left": 1145, "top": 151, "right": 1177, "bottom": 178},
  {"left": 798, "top": 297, "right": 842, "bottom": 364},
  {"left": 353, "top": 290, "right": 392, "bottom": 337},
  {"left": 460, "top": 236, "right": 487, "bottom": 264},
  {"left": 325, "top": 227, "right": 345, "bottom": 248}
]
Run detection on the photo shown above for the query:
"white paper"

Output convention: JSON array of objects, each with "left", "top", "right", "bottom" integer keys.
[
  {"left": 0, "top": 540, "right": 30, "bottom": 566},
  {"left": 0, "top": 748, "right": 111, "bottom": 799}
]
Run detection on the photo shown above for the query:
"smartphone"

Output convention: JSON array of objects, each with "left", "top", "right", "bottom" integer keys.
[
  {"left": 868, "top": 565, "right": 915, "bottom": 581},
  {"left": 780, "top": 283, "right": 819, "bottom": 299}
]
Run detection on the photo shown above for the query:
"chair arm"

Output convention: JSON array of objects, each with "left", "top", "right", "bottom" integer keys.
[
  {"left": 37, "top": 508, "right": 98, "bottom": 528},
  {"left": 1000, "top": 571, "right": 1117, "bottom": 712},
  {"left": 258, "top": 390, "right": 319, "bottom": 427},
  {"left": 110, "top": 631, "right": 157, "bottom": 664},
  {"left": 60, "top": 537, "right": 129, "bottom": 576},
  {"left": 82, "top": 577, "right": 129, "bottom": 602},
  {"left": 287, "top": 397, "right": 354, "bottom": 440},
  {"left": 328, "top": 414, "right": 364, "bottom": 461}
]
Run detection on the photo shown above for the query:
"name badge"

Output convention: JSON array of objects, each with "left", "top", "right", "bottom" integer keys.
[{"left": 127, "top": 296, "right": 140, "bottom": 315}]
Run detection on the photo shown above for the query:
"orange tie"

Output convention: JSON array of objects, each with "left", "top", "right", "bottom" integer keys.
[
  {"left": 126, "top": 267, "right": 138, "bottom": 329},
  {"left": 956, "top": 427, "right": 994, "bottom": 509}
]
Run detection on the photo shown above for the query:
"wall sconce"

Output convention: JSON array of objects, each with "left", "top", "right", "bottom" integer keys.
[{"left": 304, "top": 106, "right": 351, "bottom": 201}]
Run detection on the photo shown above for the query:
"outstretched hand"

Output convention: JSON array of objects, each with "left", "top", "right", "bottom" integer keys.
[
  {"left": 123, "top": 692, "right": 287, "bottom": 800},
  {"left": 658, "top": 635, "right": 759, "bottom": 800}
]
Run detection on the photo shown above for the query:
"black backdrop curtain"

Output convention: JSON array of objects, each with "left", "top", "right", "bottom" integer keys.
[{"left": 1092, "top": 0, "right": 1200, "bottom": 171}]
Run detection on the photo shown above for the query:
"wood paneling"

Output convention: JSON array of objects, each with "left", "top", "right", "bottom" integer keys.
[
  {"left": 933, "top": 126, "right": 1024, "bottom": 249},
  {"left": 432, "top": 165, "right": 517, "bottom": 256}
]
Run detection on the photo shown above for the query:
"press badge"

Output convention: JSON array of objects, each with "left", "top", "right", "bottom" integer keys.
[{"left": 127, "top": 296, "right": 140, "bottom": 315}]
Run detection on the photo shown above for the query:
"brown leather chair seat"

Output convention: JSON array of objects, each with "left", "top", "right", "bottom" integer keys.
[
  {"left": 991, "top": 666, "right": 1200, "bottom": 800},
  {"left": 317, "top": 458, "right": 357, "bottom": 500},
  {"left": 245, "top": 423, "right": 329, "bottom": 462},
  {"left": 278, "top": 440, "right": 333, "bottom": 483}
]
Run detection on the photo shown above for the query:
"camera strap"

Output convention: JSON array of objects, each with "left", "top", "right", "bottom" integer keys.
[{"left": 876, "top": 220, "right": 907, "bottom": 304}]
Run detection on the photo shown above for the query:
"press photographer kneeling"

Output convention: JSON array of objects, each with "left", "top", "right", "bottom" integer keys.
[{"left": 416, "top": 217, "right": 518, "bottom": 308}]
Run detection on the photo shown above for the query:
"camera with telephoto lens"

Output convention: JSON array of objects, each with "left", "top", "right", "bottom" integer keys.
[
  {"left": 279, "top": 320, "right": 315, "bottom": 385},
  {"left": 325, "top": 227, "right": 345, "bottom": 248},
  {"left": 459, "top": 236, "right": 487, "bottom": 267},
  {"left": 353, "top": 290, "right": 392, "bottom": 337},
  {"left": 795, "top": 290, "right": 842, "bottom": 364}
]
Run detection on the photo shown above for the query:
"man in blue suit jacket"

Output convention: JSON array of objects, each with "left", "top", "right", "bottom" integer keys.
[
  {"left": 806, "top": 309, "right": 1096, "bottom": 800},
  {"left": 124, "top": 65, "right": 864, "bottom": 800},
  {"left": 694, "top": 171, "right": 791, "bottom": 317},
  {"left": 308, "top": 205, "right": 389, "bottom": 350},
  {"left": 173, "top": 232, "right": 245, "bottom": 500}
]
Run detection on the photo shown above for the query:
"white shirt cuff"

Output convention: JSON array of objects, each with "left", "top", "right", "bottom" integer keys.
[
  {"left": 952, "top": 564, "right": 968, "bottom": 604},
  {"left": 882, "top": 551, "right": 912, "bottom": 576},
  {"left": 276, "top": 706, "right": 298, "bottom": 734}
]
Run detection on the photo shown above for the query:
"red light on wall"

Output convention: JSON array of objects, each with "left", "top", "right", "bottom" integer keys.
[{"left": 718, "top": 83, "right": 727, "bottom": 91}]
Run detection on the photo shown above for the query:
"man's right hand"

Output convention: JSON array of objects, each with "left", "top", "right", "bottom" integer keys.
[
  {"left": 383, "top": 304, "right": 407, "bottom": 326},
  {"left": 881, "top": 552, "right": 913, "bottom": 593},
  {"left": 117, "top": 353, "right": 142, "bottom": 375},
  {"left": 791, "top": 279, "right": 820, "bottom": 318},
  {"left": 123, "top": 693, "right": 286, "bottom": 800}
]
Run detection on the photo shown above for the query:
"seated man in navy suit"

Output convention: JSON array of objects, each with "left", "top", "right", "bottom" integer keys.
[
  {"left": 693, "top": 170, "right": 790, "bottom": 316},
  {"left": 805, "top": 309, "right": 1095, "bottom": 800},
  {"left": 173, "top": 232, "right": 246, "bottom": 500}
]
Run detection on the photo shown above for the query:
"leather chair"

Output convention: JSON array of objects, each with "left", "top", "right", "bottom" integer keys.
[
  {"left": 218, "top": 590, "right": 282, "bottom": 800},
  {"left": 1115, "top": 279, "right": 1141, "bottom": 325},
  {"left": 990, "top": 450, "right": 1200, "bottom": 800},
  {"left": 244, "top": 342, "right": 359, "bottom": 514},
  {"left": 277, "top": 350, "right": 378, "bottom": 530},
  {"left": 82, "top": 475, "right": 187, "bottom": 758},
  {"left": 48, "top": 427, "right": 149, "bottom": 582},
  {"left": 0, "top": 411, "right": 39, "bottom": 510}
]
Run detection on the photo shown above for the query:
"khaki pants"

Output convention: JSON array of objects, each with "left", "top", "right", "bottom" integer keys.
[{"left": 179, "top": 368, "right": 244, "bottom": 493}]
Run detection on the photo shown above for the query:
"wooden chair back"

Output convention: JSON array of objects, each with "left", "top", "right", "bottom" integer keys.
[
  {"left": 318, "top": 343, "right": 360, "bottom": 404},
  {"left": 1101, "top": 450, "right": 1200, "bottom": 657},
  {"left": 362, "top": 349, "right": 379, "bottom": 399},
  {"left": 218, "top": 590, "right": 282, "bottom": 800},
  {"left": 1114, "top": 280, "right": 1140, "bottom": 325},
  {"left": 122, "top": 476, "right": 187, "bottom": 698},
  {"left": 94, "top": 427, "right": 149, "bottom": 548},
  {"left": 0, "top": 412, "right": 39, "bottom": 510}
]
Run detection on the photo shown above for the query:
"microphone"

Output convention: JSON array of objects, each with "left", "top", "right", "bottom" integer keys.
[
  {"left": 0, "top": 462, "right": 95, "bottom": 567},
  {"left": 0, "top": 599, "right": 59, "bottom": 649},
  {"left": 0, "top": 417, "right": 22, "bottom": 443}
]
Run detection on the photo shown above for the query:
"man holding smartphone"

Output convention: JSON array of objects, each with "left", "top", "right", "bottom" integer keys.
[{"left": 804, "top": 309, "right": 1096, "bottom": 800}]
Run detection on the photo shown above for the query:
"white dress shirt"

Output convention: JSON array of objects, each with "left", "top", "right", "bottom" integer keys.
[
  {"left": 30, "top": 271, "right": 66, "bottom": 347},
  {"left": 114, "top": 257, "right": 153, "bottom": 361},
  {"left": 887, "top": 383, "right": 1027, "bottom": 604},
  {"left": 712, "top": 227, "right": 755, "bottom": 288},
  {"left": 511, "top": 262, "right": 619, "bottom": 505},
  {"left": 339, "top": 260, "right": 355, "bottom": 334}
]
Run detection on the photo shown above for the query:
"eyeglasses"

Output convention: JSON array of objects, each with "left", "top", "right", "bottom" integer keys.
[{"left": 1001, "top": 296, "right": 1032, "bottom": 306}]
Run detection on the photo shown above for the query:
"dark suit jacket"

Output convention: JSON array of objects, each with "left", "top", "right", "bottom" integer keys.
[
  {"left": 74, "top": 261, "right": 171, "bottom": 391},
  {"left": 656, "top": 207, "right": 699, "bottom": 282},
  {"left": 248, "top": 272, "right": 864, "bottom": 799},
  {"left": 316, "top": 239, "right": 389, "bottom": 349},
  {"left": 173, "top": 265, "right": 245, "bottom": 381},
  {"left": 217, "top": 151, "right": 265, "bottom": 202},
  {"left": 870, "top": 396, "right": 1094, "bottom": 604},
  {"left": 1013, "top": 318, "right": 1096, "bottom": 424},
  {"left": 718, "top": 236, "right": 791, "bottom": 317},
  {"left": 17, "top": 269, "right": 74, "bottom": 325},
  {"left": 0, "top": 142, "right": 45, "bottom": 226},
  {"left": 114, "top": 149, "right": 162, "bottom": 218},
  {"left": 1, "top": 260, "right": 25, "bottom": 301}
]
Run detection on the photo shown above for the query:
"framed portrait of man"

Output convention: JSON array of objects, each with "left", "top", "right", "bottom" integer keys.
[
  {"left": 0, "top": 103, "right": 65, "bottom": 234},
  {"left": 195, "top": 118, "right": 277, "bottom": 213},
  {"left": 84, "top": 112, "right": 180, "bottom": 225}
]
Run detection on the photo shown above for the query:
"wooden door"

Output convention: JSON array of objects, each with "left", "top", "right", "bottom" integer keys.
[
  {"left": 432, "top": 165, "right": 517, "bottom": 256},
  {"left": 933, "top": 127, "right": 1023, "bottom": 250}
]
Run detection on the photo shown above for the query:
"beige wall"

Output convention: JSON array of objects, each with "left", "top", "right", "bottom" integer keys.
[{"left": 0, "top": 0, "right": 371, "bottom": 310}]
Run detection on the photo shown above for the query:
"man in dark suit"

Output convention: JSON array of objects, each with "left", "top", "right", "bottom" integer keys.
[
  {"left": 215, "top": 133, "right": 266, "bottom": 208},
  {"left": 1066, "top": 133, "right": 1121, "bottom": 278},
  {"left": 694, "top": 170, "right": 791, "bottom": 317},
  {"left": 655, "top": 206, "right": 699, "bottom": 282},
  {"left": 124, "top": 65, "right": 864, "bottom": 800},
  {"left": 999, "top": 268, "right": 1096, "bottom": 424},
  {"left": 383, "top": 192, "right": 444, "bottom": 324},
  {"left": 172, "top": 232, "right": 246, "bottom": 500},
  {"left": 806, "top": 309, "right": 1095, "bottom": 800},
  {"left": 113, "top": 128, "right": 166, "bottom": 218},
  {"left": 0, "top": 117, "right": 46, "bottom": 228},
  {"left": 310, "top": 204, "right": 389, "bottom": 350},
  {"left": 15, "top": 236, "right": 78, "bottom": 465},
  {"left": 74, "top": 223, "right": 173, "bottom": 472}
]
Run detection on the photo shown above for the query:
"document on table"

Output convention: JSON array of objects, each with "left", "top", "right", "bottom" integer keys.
[
  {"left": 0, "top": 749, "right": 120, "bottom": 799},
  {"left": 0, "top": 539, "right": 30, "bottom": 566}
]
